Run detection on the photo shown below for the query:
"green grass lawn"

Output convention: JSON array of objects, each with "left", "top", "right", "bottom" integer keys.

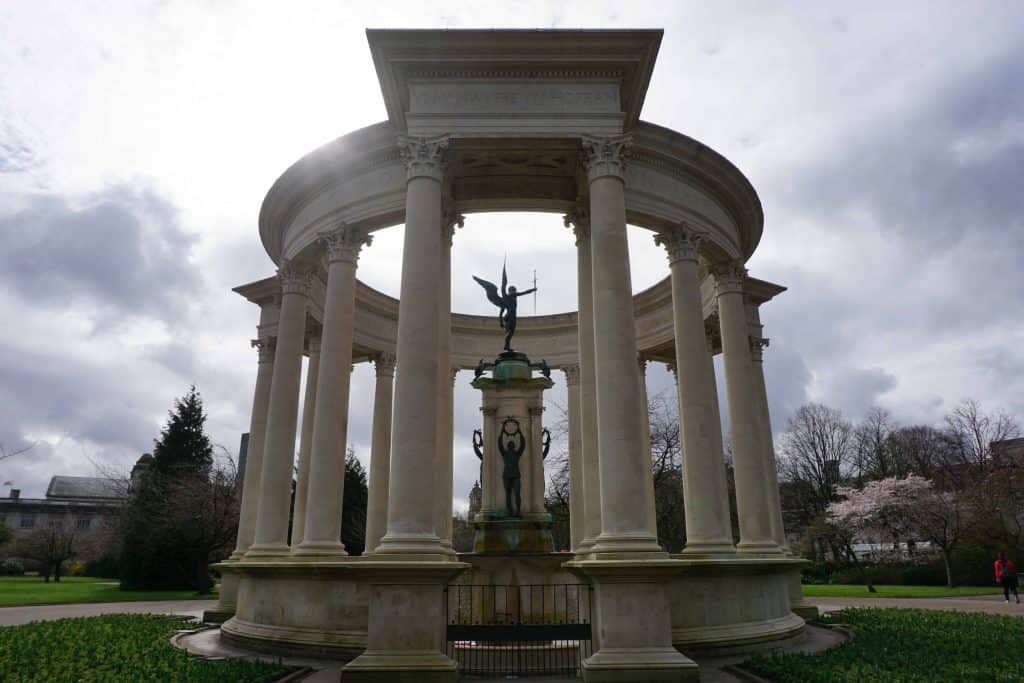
[
  {"left": 0, "top": 576, "right": 216, "bottom": 607},
  {"left": 747, "top": 607, "right": 1024, "bottom": 682},
  {"left": 0, "top": 613, "right": 290, "bottom": 682},
  {"left": 801, "top": 584, "right": 1001, "bottom": 599}
]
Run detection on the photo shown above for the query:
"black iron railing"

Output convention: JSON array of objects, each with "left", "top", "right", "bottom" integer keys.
[{"left": 445, "top": 583, "right": 592, "bottom": 677}]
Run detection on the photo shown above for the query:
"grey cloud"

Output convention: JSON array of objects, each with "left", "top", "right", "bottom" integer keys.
[
  {"left": 0, "top": 185, "right": 200, "bottom": 320},
  {"left": 791, "top": 47, "right": 1024, "bottom": 250}
]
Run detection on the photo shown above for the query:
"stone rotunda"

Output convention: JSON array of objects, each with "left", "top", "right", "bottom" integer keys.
[{"left": 208, "top": 29, "right": 815, "bottom": 682}]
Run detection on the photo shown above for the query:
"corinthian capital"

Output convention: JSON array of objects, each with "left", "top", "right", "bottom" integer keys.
[
  {"left": 374, "top": 352, "right": 397, "bottom": 378},
  {"left": 397, "top": 134, "right": 450, "bottom": 182},
  {"left": 561, "top": 364, "right": 581, "bottom": 386},
  {"left": 277, "top": 261, "right": 314, "bottom": 296},
  {"left": 654, "top": 223, "right": 707, "bottom": 265},
  {"left": 581, "top": 134, "right": 631, "bottom": 182},
  {"left": 563, "top": 200, "right": 590, "bottom": 246},
  {"left": 442, "top": 199, "right": 465, "bottom": 247},
  {"left": 251, "top": 337, "right": 276, "bottom": 363},
  {"left": 320, "top": 224, "right": 373, "bottom": 265},
  {"left": 749, "top": 336, "right": 770, "bottom": 362},
  {"left": 711, "top": 260, "right": 747, "bottom": 296}
]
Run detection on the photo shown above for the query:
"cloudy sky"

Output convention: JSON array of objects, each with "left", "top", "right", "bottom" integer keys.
[{"left": 2, "top": 2, "right": 1022, "bottom": 513}]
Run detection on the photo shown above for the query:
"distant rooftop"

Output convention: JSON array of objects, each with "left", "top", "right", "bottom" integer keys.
[{"left": 45, "top": 476, "right": 124, "bottom": 502}]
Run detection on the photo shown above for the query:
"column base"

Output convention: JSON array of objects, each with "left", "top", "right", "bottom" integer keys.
[
  {"left": 242, "top": 542, "right": 291, "bottom": 559},
  {"left": 736, "top": 539, "right": 784, "bottom": 555},
  {"left": 374, "top": 531, "right": 451, "bottom": 560},
  {"left": 292, "top": 540, "right": 348, "bottom": 559},
  {"left": 342, "top": 650, "right": 457, "bottom": 683},
  {"left": 582, "top": 647, "right": 699, "bottom": 682},
  {"left": 590, "top": 531, "right": 665, "bottom": 559},
  {"left": 679, "top": 541, "right": 736, "bottom": 557}
]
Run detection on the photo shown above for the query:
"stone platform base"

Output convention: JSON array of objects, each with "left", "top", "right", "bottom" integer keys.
[
  {"left": 667, "top": 555, "right": 809, "bottom": 658},
  {"left": 201, "top": 608, "right": 234, "bottom": 625},
  {"left": 219, "top": 559, "right": 368, "bottom": 661}
]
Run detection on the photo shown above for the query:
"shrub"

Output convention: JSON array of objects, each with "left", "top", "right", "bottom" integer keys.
[
  {"left": 83, "top": 555, "right": 120, "bottom": 579},
  {"left": 66, "top": 561, "right": 85, "bottom": 577},
  {"left": 0, "top": 558, "right": 25, "bottom": 576}
]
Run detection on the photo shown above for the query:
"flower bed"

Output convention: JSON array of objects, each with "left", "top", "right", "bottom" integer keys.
[
  {"left": 0, "top": 614, "right": 292, "bottom": 682},
  {"left": 747, "top": 608, "right": 1024, "bottom": 681}
]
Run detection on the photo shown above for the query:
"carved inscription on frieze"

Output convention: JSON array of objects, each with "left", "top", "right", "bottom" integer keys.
[{"left": 409, "top": 82, "right": 620, "bottom": 114}]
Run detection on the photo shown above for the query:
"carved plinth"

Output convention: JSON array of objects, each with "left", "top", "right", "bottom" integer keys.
[{"left": 470, "top": 353, "right": 554, "bottom": 554}]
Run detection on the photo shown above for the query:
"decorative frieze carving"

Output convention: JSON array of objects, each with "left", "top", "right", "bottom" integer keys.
[
  {"left": 252, "top": 337, "right": 276, "bottom": 364},
  {"left": 374, "top": 353, "right": 397, "bottom": 378},
  {"left": 277, "top": 261, "right": 314, "bottom": 297},
  {"left": 397, "top": 134, "right": 450, "bottom": 181},
  {"left": 654, "top": 223, "right": 707, "bottom": 265},
  {"left": 581, "top": 134, "right": 631, "bottom": 182},
  {"left": 320, "top": 224, "right": 373, "bottom": 265},
  {"left": 561, "top": 364, "right": 581, "bottom": 386}
]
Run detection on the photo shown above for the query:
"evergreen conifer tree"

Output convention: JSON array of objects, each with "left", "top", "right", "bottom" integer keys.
[{"left": 152, "top": 385, "right": 213, "bottom": 476}]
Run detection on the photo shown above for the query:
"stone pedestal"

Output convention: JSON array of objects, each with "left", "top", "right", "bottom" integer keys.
[
  {"left": 470, "top": 352, "right": 554, "bottom": 554},
  {"left": 341, "top": 561, "right": 468, "bottom": 683},
  {"left": 571, "top": 559, "right": 699, "bottom": 682}
]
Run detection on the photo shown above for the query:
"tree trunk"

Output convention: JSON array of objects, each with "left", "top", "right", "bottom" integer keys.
[
  {"left": 942, "top": 549, "right": 955, "bottom": 588},
  {"left": 53, "top": 562, "right": 62, "bottom": 582}
]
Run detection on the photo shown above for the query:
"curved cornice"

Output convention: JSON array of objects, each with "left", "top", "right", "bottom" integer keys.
[{"left": 257, "top": 121, "right": 765, "bottom": 266}]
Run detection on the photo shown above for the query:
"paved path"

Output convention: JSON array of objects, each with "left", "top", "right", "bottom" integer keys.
[
  {"left": 809, "top": 593, "right": 1024, "bottom": 617},
  {"left": 0, "top": 599, "right": 212, "bottom": 626}
]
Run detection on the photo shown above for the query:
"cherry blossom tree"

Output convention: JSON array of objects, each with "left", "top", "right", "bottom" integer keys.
[{"left": 829, "top": 475, "right": 968, "bottom": 587}]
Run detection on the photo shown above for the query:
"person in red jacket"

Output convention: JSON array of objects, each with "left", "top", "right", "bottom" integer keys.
[{"left": 995, "top": 552, "right": 1019, "bottom": 604}]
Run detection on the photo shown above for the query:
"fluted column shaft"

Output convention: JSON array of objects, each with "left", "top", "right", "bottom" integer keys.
[
  {"left": 584, "top": 134, "right": 661, "bottom": 556},
  {"left": 291, "top": 337, "right": 321, "bottom": 547},
  {"left": 247, "top": 264, "right": 311, "bottom": 557},
  {"left": 297, "top": 227, "right": 370, "bottom": 556},
  {"left": 364, "top": 354, "right": 396, "bottom": 554},
  {"left": 638, "top": 358, "right": 658, "bottom": 539},
  {"left": 231, "top": 334, "right": 276, "bottom": 558},
  {"left": 657, "top": 226, "right": 735, "bottom": 554},
  {"left": 751, "top": 338, "right": 787, "bottom": 550},
  {"left": 563, "top": 365, "right": 585, "bottom": 551},
  {"left": 565, "top": 209, "right": 601, "bottom": 553},
  {"left": 435, "top": 212, "right": 460, "bottom": 553},
  {"left": 716, "top": 264, "right": 780, "bottom": 553},
  {"left": 377, "top": 135, "right": 449, "bottom": 557}
]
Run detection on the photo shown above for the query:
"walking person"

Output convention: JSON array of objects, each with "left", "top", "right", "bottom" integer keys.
[{"left": 995, "top": 552, "right": 1019, "bottom": 604}]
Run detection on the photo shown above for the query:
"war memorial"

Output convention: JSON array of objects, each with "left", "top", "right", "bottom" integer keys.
[{"left": 198, "top": 28, "right": 813, "bottom": 682}]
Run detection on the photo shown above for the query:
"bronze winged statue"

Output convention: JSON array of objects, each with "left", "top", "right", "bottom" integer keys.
[{"left": 472, "top": 264, "right": 536, "bottom": 352}]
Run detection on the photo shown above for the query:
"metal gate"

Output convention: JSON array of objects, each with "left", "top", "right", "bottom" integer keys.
[{"left": 445, "top": 583, "right": 593, "bottom": 677}]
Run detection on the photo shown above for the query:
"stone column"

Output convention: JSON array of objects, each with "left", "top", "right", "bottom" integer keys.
[
  {"left": 246, "top": 263, "right": 312, "bottom": 558},
  {"left": 444, "top": 368, "right": 458, "bottom": 546},
  {"left": 365, "top": 353, "right": 396, "bottom": 554},
  {"left": 564, "top": 208, "right": 601, "bottom": 554},
  {"left": 434, "top": 209, "right": 461, "bottom": 554},
  {"left": 296, "top": 226, "right": 371, "bottom": 557},
  {"left": 637, "top": 356, "right": 659, "bottom": 540},
  {"left": 751, "top": 335, "right": 787, "bottom": 550},
  {"left": 528, "top": 405, "right": 546, "bottom": 513},
  {"left": 655, "top": 225, "right": 735, "bottom": 555},
  {"left": 715, "top": 262, "right": 780, "bottom": 554},
  {"left": 291, "top": 336, "right": 321, "bottom": 548},
  {"left": 479, "top": 407, "right": 498, "bottom": 515},
  {"left": 230, "top": 335, "right": 276, "bottom": 559},
  {"left": 582, "top": 134, "right": 661, "bottom": 557},
  {"left": 562, "top": 365, "right": 585, "bottom": 552},
  {"left": 375, "top": 134, "right": 450, "bottom": 557}
]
